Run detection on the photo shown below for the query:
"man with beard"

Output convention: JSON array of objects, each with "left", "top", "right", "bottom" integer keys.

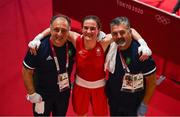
[
  {"left": 27, "top": 15, "right": 152, "bottom": 116},
  {"left": 105, "top": 16, "right": 156, "bottom": 116}
]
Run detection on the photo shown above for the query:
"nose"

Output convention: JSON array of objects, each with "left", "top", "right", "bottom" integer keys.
[
  {"left": 57, "top": 30, "right": 62, "bottom": 36},
  {"left": 87, "top": 28, "right": 92, "bottom": 33},
  {"left": 117, "top": 32, "right": 122, "bottom": 38}
]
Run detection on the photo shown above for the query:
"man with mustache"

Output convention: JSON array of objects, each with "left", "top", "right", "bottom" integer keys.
[
  {"left": 105, "top": 16, "right": 156, "bottom": 116},
  {"left": 27, "top": 15, "right": 152, "bottom": 116}
]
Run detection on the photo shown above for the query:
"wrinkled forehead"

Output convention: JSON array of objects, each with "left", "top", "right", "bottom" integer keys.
[
  {"left": 111, "top": 24, "right": 129, "bottom": 32},
  {"left": 51, "top": 17, "right": 69, "bottom": 29}
]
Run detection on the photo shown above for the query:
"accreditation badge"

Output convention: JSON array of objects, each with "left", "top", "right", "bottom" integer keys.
[
  {"left": 57, "top": 72, "right": 70, "bottom": 92},
  {"left": 121, "top": 73, "right": 134, "bottom": 92},
  {"left": 121, "top": 73, "right": 144, "bottom": 93},
  {"left": 133, "top": 73, "right": 144, "bottom": 92}
]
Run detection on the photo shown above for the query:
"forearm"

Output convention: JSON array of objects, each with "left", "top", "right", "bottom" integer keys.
[
  {"left": 34, "top": 28, "right": 50, "bottom": 41},
  {"left": 143, "top": 73, "right": 156, "bottom": 104},
  {"left": 131, "top": 28, "right": 142, "bottom": 40},
  {"left": 22, "top": 66, "right": 35, "bottom": 94},
  {"left": 131, "top": 28, "right": 152, "bottom": 61},
  {"left": 131, "top": 28, "right": 147, "bottom": 46},
  {"left": 68, "top": 31, "right": 80, "bottom": 48},
  {"left": 42, "top": 28, "right": 51, "bottom": 37},
  {"left": 100, "top": 34, "right": 113, "bottom": 52}
]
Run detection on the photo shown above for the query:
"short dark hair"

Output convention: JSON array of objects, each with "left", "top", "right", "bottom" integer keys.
[
  {"left": 82, "top": 15, "right": 102, "bottom": 29},
  {"left": 50, "top": 14, "right": 71, "bottom": 26},
  {"left": 110, "top": 16, "right": 130, "bottom": 29}
]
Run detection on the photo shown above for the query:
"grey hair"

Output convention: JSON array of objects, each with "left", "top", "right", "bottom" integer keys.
[
  {"left": 50, "top": 14, "right": 71, "bottom": 31},
  {"left": 110, "top": 16, "right": 130, "bottom": 29}
]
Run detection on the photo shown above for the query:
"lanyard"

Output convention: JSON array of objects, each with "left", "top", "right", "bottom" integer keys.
[
  {"left": 49, "top": 39, "right": 69, "bottom": 73},
  {"left": 119, "top": 50, "right": 130, "bottom": 73}
]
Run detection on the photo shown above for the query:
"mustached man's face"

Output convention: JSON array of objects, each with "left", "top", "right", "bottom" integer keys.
[
  {"left": 82, "top": 19, "right": 99, "bottom": 41},
  {"left": 50, "top": 17, "right": 69, "bottom": 47},
  {"left": 111, "top": 24, "right": 132, "bottom": 50}
]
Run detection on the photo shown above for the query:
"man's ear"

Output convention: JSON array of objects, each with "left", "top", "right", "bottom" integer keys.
[
  {"left": 49, "top": 25, "right": 52, "bottom": 32},
  {"left": 129, "top": 28, "right": 132, "bottom": 33}
]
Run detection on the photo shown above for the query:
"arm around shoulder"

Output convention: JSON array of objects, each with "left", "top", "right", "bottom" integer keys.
[
  {"left": 28, "top": 28, "right": 51, "bottom": 55},
  {"left": 131, "top": 28, "right": 142, "bottom": 40},
  {"left": 100, "top": 34, "right": 113, "bottom": 52},
  {"left": 131, "top": 28, "right": 152, "bottom": 61},
  {"left": 68, "top": 31, "right": 80, "bottom": 48}
]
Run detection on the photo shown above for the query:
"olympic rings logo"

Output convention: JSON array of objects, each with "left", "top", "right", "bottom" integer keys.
[{"left": 155, "top": 14, "right": 171, "bottom": 25}]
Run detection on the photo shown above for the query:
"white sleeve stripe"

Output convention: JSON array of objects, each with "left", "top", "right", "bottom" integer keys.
[
  {"left": 23, "top": 61, "right": 35, "bottom": 70},
  {"left": 143, "top": 67, "right": 156, "bottom": 76}
]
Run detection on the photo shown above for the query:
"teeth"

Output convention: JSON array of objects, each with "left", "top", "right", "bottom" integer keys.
[
  {"left": 117, "top": 40, "right": 124, "bottom": 44},
  {"left": 116, "top": 38, "right": 126, "bottom": 46},
  {"left": 57, "top": 38, "right": 63, "bottom": 40}
]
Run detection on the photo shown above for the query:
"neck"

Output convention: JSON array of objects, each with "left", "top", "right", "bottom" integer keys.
[{"left": 84, "top": 38, "right": 96, "bottom": 50}]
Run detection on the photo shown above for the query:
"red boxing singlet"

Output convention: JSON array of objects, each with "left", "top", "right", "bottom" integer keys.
[
  {"left": 73, "top": 36, "right": 108, "bottom": 115},
  {"left": 76, "top": 36, "right": 105, "bottom": 81}
]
